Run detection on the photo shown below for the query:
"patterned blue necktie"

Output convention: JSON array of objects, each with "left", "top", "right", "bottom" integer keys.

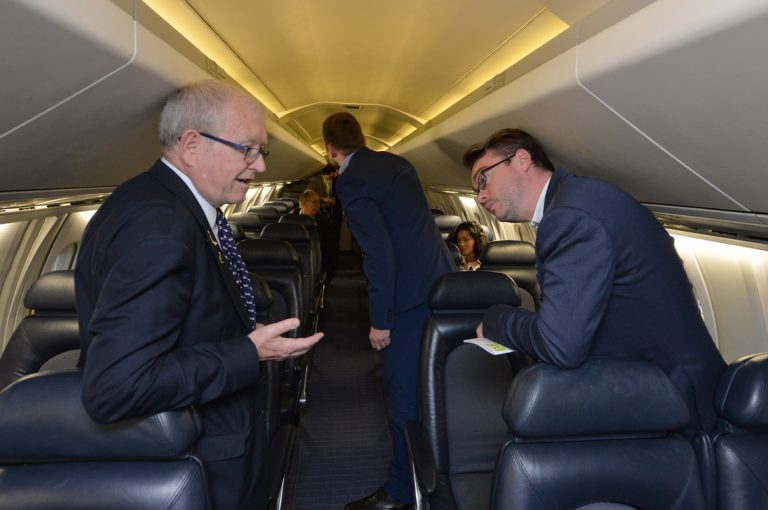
[{"left": 215, "top": 210, "right": 257, "bottom": 329}]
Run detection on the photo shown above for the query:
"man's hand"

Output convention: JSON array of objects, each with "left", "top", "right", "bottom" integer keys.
[
  {"left": 369, "top": 327, "right": 391, "bottom": 351},
  {"left": 476, "top": 322, "right": 484, "bottom": 338},
  {"left": 249, "top": 318, "right": 323, "bottom": 361}
]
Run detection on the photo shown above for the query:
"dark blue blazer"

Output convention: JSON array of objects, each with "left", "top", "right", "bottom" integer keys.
[
  {"left": 335, "top": 147, "right": 455, "bottom": 328},
  {"left": 483, "top": 169, "right": 726, "bottom": 434},
  {"left": 76, "top": 160, "right": 266, "bottom": 509}
]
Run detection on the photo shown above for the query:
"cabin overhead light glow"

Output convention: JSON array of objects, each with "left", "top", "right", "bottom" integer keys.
[
  {"left": 142, "top": 0, "right": 284, "bottom": 114},
  {"left": 419, "top": 9, "right": 568, "bottom": 122}
]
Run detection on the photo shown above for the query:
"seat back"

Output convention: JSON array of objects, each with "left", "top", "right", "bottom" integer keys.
[
  {"left": 228, "top": 212, "right": 266, "bottom": 238},
  {"left": 0, "top": 270, "right": 79, "bottom": 390},
  {"left": 433, "top": 214, "right": 462, "bottom": 240},
  {"left": 260, "top": 222, "right": 317, "bottom": 336},
  {"left": 264, "top": 201, "right": 291, "bottom": 215},
  {"left": 280, "top": 213, "right": 323, "bottom": 288},
  {"left": 714, "top": 352, "right": 768, "bottom": 510},
  {"left": 419, "top": 271, "right": 523, "bottom": 509},
  {"left": 0, "top": 370, "right": 208, "bottom": 509},
  {"left": 493, "top": 359, "right": 705, "bottom": 510},
  {"left": 248, "top": 206, "right": 280, "bottom": 225},
  {"left": 479, "top": 240, "right": 540, "bottom": 310}
]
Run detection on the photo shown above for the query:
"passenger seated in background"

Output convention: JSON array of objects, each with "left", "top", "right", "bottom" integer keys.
[
  {"left": 75, "top": 80, "right": 323, "bottom": 510},
  {"left": 448, "top": 220, "right": 487, "bottom": 271},
  {"left": 299, "top": 189, "right": 321, "bottom": 217},
  {"left": 465, "top": 128, "right": 726, "bottom": 437}
]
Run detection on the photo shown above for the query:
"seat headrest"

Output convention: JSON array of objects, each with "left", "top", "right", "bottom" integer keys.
[
  {"left": 429, "top": 271, "right": 521, "bottom": 311},
  {"left": 0, "top": 370, "right": 200, "bottom": 460},
  {"left": 238, "top": 239, "right": 299, "bottom": 266},
  {"left": 434, "top": 215, "right": 462, "bottom": 232},
  {"left": 280, "top": 213, "right": 317, "bottom": 230},
  {"left": 264, "top": 201, "right": 290, "bottom": 214},
  {"left": 480, "top": 240, "right": 536, "bottom": 266},
  {"left": 504, "top": 359, "right": 689, "bottom": 437},
  {"left": 715, "top": 352, "right": 768, "bottom": 427},
  {"left": 276, "top": 197, "right": 298, "bottom": 208},
  {"left": 228, "top": 212, "right": 264, "bottom": 229},
  {"left": 24, "top": 270, "right": 76, "bottom": 313},
  {"left": 261, "top": 222, "right": 310, "bottom": 242},
  {"left": 247, "top": 206, "right": 280, "bottom": 220}
]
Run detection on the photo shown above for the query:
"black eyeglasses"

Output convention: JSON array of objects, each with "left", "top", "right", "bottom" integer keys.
[
  {"left": 473, "top": 151, "right": 515, "bottom": 193},
  {"left": 199, "top": 132, "right": 269, "bottom": 164}
]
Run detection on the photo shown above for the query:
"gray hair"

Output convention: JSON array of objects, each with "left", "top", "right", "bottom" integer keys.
[{"left": 159, "top": 80, "right": 263, "bottom": 148}]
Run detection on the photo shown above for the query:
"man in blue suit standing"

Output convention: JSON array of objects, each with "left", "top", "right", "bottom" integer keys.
[
  {"left": 323, "top": 112, "right": 455, "bottom": 510},
  {"left": 76, "top": 80, "right": 322, "bottom": 509},
  {"left": 466, "top": 128, "right": 725, "bottom": 436}
]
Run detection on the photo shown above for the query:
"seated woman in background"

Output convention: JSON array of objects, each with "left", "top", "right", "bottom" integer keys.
[{"left": 448, "top": 220, "right": 488, "bottom": 271}]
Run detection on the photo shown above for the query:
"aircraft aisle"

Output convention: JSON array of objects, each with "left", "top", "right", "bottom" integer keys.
[{"left": 283, "top": 252, "right": 392, "bottom": 509}]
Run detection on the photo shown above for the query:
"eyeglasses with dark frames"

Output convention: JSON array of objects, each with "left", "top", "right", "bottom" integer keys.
[
  {"left": 473, "top": 151, "right": 516, "bottom": 193},
  {"left": 199, "top": 132, "right": 270, "bottom": 164}
]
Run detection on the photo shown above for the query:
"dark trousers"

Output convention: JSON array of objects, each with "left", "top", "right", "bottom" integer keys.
[{"left": 380, "top": 302, "right": 429, "bottom": 504}]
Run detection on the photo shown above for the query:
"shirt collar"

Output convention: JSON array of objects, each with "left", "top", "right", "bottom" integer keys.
[
  {"left": 338, "top": 148, "right": 360, "bottom": 175},
  {"left": 530, "top": 176, "right": 551, "bottom": 230},
  {"left": 162, "top": 157, "right": 218, "bottom": 232}
]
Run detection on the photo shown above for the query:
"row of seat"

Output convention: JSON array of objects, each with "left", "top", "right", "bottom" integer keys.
[
  {"left": 0, "top": 196, "right": 318, "bottom": 508},
  {"left": 406, "top": 270, "right": 768, "bottom": 510}
]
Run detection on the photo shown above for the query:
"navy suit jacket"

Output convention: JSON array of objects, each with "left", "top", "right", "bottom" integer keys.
[
  {"left": 483, "top": 169, "right": 726, "bottom": 434},
  {"left": 76, "top": 160, "right": 266, "bottom": 509},
  {"left": 335, "top": 147, "right": 455, "bottom": 328}
]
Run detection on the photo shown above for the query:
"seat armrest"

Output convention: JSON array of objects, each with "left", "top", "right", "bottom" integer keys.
[{"left": 405, "top": 421, "right": 437, "bottom": 495}]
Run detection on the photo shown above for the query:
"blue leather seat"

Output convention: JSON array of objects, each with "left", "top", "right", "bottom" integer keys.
[
  {"left": 0, "top": 270, "right": 79, "bottom": 390},
  {"left": 479, "top": 240, "right": 540, "bottom": 310},
  {"left": 406, "top": 271, "right": 525, "bottom": 510},
  {"left": 0, "top": 370, "right": 209, "bottom": 509},
  {"left": 714, "top": 352, "right": 768, "bottom": 510},
  {"left": 493, "top": 359, "right": 705, "bottom": 509}
]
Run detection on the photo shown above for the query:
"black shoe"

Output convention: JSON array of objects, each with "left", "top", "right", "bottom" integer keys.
[{"left": 344, "top": 487, "right": 414, "bottom": 510}]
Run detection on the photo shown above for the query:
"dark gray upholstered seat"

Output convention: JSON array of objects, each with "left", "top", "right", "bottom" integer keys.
[
  {"left": 714, "top": 352, "right": 768, "bottom": 510},
  {"left": 406, "top": 271, "right": 525, "bottom": 510},
  {"left": 445, "top": 241, "right": 461, "bottom": 267},
  {"left": 0, "top": 370, "right": 209, "bottom": 509},
  {"left": 228, "top": 211, "right": 266, "bottom": 238},
  {"left": 260, "top": 222, "right": 318, "bottom": 337},
  {"left": 280, "top": 213, "right": 324, "bottom": 291},
  {"left": 479, "top": 240, "right": 540, "bottom": 310},
  {"left": 0, "top": 270, "right": 79, "bottom": 390},
  {"left": 433, "top": 214, "right": 462, "bottom": 240},
  {"left": 248, "top": 205, "right": 281, "bottom": 226},
  {"left": 493, "top": 359, "right": 705, "bottom": 509},
  {"left": 264, "top": 201, "right": 291, "bottom": 215}
]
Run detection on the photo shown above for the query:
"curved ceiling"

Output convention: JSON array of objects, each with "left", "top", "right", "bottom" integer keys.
[{"left": 141, "top": 0, "right": 620, "bottom": 155}]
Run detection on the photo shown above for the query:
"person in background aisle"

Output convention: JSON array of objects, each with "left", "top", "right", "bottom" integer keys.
[
  {"left": 76, "top": 80, "right": 323, "bottom": 510},
  {"left": 448, "top": 220, "right": 488, "bottom": 271},
  {"left": 466, "top": 127, "right": 725, "bottom": 437},
  {"left": 299, "top": 189, "right": 321, "bottom": 217},
  {"left": 307, "top": 163, "right": 342, "bottom": 282},
  {"left": 323, "top": 112, "right": 455, "bottom": 510}
]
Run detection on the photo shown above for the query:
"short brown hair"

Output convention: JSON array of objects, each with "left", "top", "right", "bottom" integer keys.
[
  {"left": 462, "top": 128, "right": 554, "bottom": 171},
  {"left": 322, "top": 112, "right": 366, "bottom": 155}
]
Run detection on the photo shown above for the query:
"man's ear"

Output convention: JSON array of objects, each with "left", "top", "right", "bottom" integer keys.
[
  {"left": 178, "top": 129, "right": 202, "bottom": 165},
  {"left": 517, "top": 148, "right": 533, "bottom": 171}
]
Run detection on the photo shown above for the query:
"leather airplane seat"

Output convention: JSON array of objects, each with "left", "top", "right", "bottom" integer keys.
[
  {"left": 493, "top": 359, "right": 705, "bottom": 509},
  {"left": 433, "top": 214, "right": 462, "bottom": 240},
  {"left": 479, "top": 240, "right": 540, "bottom": 311},
  {"left": 713, "top": 352, "right": 768, "bottom": 510},
  {"left": 0, "top": 270, "right": 79, "bottom": 390},
  {"left": 406, "top": 270, "right": 526, "bottom": 510},
  {"left": 228, "top": 212, "right": 265, "bottom": 239}
]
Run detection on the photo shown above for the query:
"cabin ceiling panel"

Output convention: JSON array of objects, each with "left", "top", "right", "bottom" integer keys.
[
  {"left": 578, "top": 4, "right": 768, "bottom": 214},
  {"left": 0, "top": 0, "right": 134, "bottom": 135}
]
